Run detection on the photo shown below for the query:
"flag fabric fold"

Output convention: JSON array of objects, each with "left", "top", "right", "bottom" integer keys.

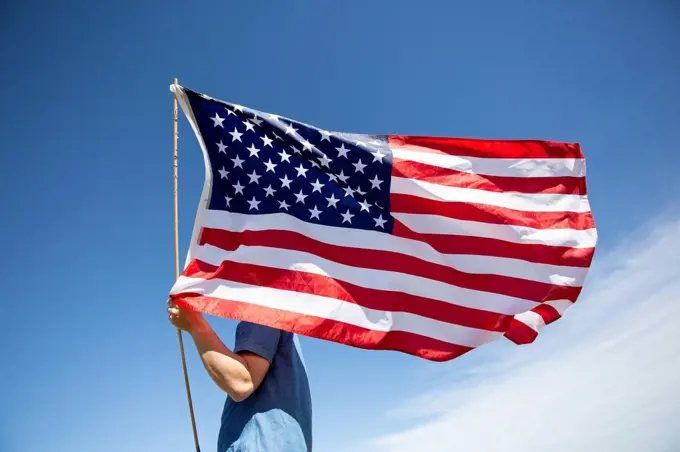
[{"left": 168, "top": 85, "right": 597, "bottom": 361}]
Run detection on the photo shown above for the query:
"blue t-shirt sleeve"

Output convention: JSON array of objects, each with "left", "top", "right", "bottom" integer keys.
[{"left": 233, "top": 321, "right": 281, "bottom": 363}]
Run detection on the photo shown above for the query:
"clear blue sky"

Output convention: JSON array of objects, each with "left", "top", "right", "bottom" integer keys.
[{"left": 1, "top": 1, "right": 679, "bottom": 451}]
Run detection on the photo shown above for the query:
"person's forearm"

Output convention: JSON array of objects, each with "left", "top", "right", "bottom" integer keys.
[{"left": 189, "top": 322, "right": 254, "bottom": 401}]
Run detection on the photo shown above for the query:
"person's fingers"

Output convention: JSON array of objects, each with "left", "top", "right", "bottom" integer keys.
[
  {"left": 168, "top": 312, "right": 181, "bottom": 326},
  {"left": 167, "top": 306, "right": 180, "bottom": 316}
]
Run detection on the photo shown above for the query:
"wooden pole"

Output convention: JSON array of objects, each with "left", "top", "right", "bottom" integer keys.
[{"left": 173, "top": 77, "right": 201, "bottom": 452}]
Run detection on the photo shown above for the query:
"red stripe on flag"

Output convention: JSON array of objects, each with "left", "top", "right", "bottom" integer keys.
[
  {"left": 199, "top": 227, "right": 582, "bottom": 303},
  {"left": 532, "top": 303, "right": 562, "bottom": 326},
  {"left": 389, "top": 136, "right": 583, "bottom": 159},
  {"left": 182, "top": 259, "right": 512, "bottom": 331},
  {"left": 171, "top": 293, "right": 474, "bottom": 361},
  {"left": 503, "top": 318, "right": 539, "bottom": 344},
  {"left": 392, "top": 220, "right": 595, "bottom": 268},
  {"left": 390, "top": 194, "right": 595, "bottom": 231},
  {"left": 392, "top": 158, "right": 587, "bottom": 195}
]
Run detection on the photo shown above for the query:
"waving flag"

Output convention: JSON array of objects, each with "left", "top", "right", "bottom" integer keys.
[{"left": 169, "top": 85, "right": 597, "bottom": 361}]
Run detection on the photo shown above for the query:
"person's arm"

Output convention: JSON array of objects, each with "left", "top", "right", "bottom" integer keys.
[{"left": 167, "top": 302, "right": 271, "bottom": 402}]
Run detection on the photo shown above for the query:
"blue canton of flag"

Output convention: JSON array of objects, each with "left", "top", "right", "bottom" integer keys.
[{"left": 183, "top": 88, "right": 394, "bottom": 232}]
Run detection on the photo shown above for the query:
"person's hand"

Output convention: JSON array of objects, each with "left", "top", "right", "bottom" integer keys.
[{"left": 167, "top": 300, "right": 207, "bottom": 334}]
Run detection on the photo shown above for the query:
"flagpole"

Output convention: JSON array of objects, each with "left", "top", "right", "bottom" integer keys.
[{"left": 173, "top": 77, "right": 201, "bottom": 452}]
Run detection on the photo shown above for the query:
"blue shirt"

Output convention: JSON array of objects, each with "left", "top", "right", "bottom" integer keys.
[{"left": 218, "top": 321, "right": 313, "bottom": 452}]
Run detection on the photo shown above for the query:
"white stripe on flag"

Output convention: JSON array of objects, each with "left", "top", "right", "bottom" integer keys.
[
  {"left": 545, "top": 299, "right": 573, "bottom": 316},
  {"left": 171, "top": 276, "right": 504, "bottom": 348},
  {"left": 391, "top": 177, "right": 591, "bottom": 213},
  {"left": 391, "top": 147, "right": 585, "bottom": 178},
  {"left": 393, "top": 213, "right": 598, "bottom": 248},
  {"left": 512, "top": 310, "right": 546, "bottom": 332}
]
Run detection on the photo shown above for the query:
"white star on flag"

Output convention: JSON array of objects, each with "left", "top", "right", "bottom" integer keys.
[
  {"left": 294, "top": 190, "right": 308, "bottom": 204},
  {"left": 231, "top": 154, "right": 245, "bottom": 169},
  {"left": 264, "top": 185, "right": 276, "bottom": 197},
  {"left": 232, "top": 181, "right": 245, "bottom": 195},
  {"left": 261, "top": 135, "right": 274, "bottom": 148},
  {"left": 372, "top": 149, "right": 386, "bottom": 163},
  {"left": 373, "top": 215, "right": 387, "bottom": 228},
  {"left": 264, "top": 159, "right": 277, "bottom": 172},
  {"left": 278, "top": 149, "right": 292, "bottom": 163},
  {"left": 279, "top": 174, "right": 293, "bottom": 189},
  {"left": 309, "top": 205, "right": 322, "bottom": 219},
  {"left": 318, "top": 154, "right": 332, "bottom": 168},
  {"left": 247, "top": 170, "right": 261, "bottom": 185},
  {"left": 247, "top": 144, "right": 260, "bottom": 158},
  {"left": 341, "top": 210, "right": 354, "bottom": 224},
  {"left": 359, "top": 200, "right": 371, "bottom": 212},
  {"left": 325, "top": 193, "right": 339, "bottom": 208},
  {"left": 343, "top": 186, "right": 355, "bottom": 198},
  {"left": 336, "top": 170, "right": 349, "bottom": 183},
  {"left": 211, "top": 113, "right": 225, "bottom": 128},
  {"left": 229, "top": 128, "right": 243, "bottom": 142},
  {"left": 335, "top": 144, "right": 350, "bottom": 158},
  {"left": 242, "top": 120, "right": 255, "bottom": 132},
  {"left": 310, "top": 179, "right": 324, "bottom": 193},
  {"left": 247, "top": 196, "right": 260, "bottom": 210},
  {"left": 279, "top": 174, "right": 293, "bottom": 188},
  {"left": 353, "top": 159, "right": 367, "bottom": 173},
  {"left": 295, "top": 164, "right": 309, "bottom": 178}
]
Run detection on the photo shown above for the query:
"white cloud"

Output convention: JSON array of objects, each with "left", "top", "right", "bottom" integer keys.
[{"left": 363, "top": 217, "right": 680, "bottom": 452}]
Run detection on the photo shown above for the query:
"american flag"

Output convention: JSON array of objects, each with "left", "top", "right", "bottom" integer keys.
[{"left": 169, "top": 85, "right": 597, "bottom": 361}]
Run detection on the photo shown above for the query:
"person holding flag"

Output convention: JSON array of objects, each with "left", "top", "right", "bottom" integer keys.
[{"left": 168, "top": 302, "right": 313, "bottom": 452}]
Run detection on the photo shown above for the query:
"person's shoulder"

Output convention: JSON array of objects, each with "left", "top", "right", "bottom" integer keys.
[{"left": 237, "top": 321, "right": 282, "bottom": 330}]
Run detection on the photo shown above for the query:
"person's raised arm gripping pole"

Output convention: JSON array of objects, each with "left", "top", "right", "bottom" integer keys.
[
  {"left": 167, "top": 301, "right": 270, "bottom": 402},
  {"left": 167, "top": 300, "right": 313, "bottom": 452}
]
